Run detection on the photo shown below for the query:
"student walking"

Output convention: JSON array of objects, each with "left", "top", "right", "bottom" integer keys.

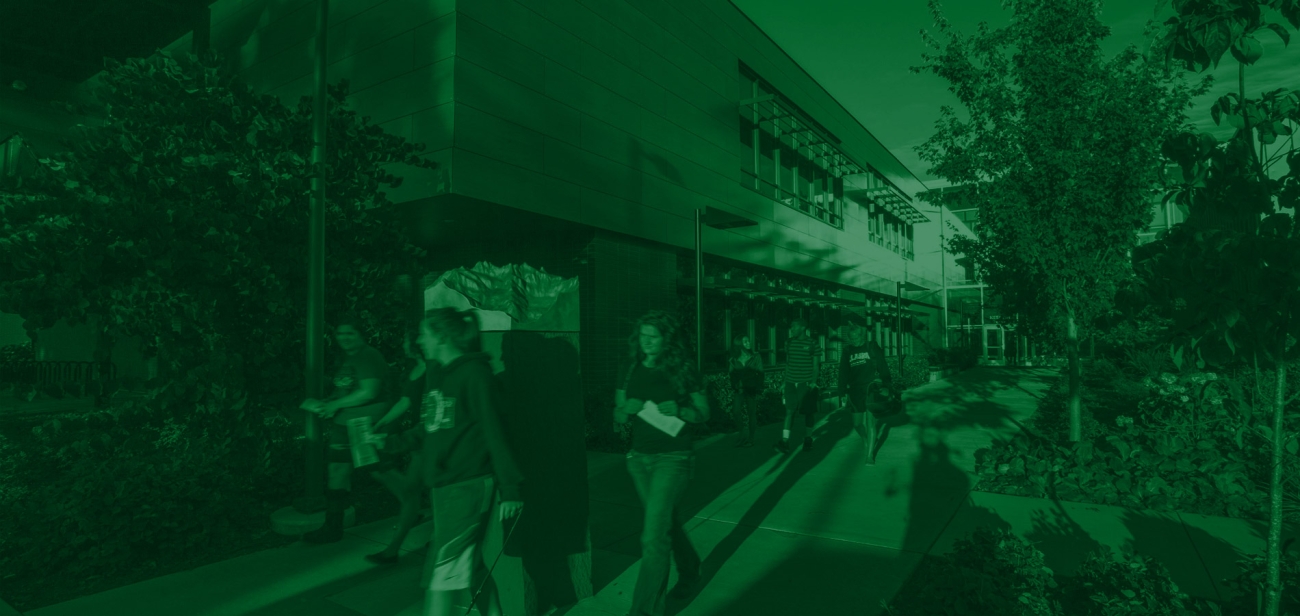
[
  {"left": 614, "top": 310, "right": 708, "bottom": 616},
  {"left": 836, "top": 313, "right": 895, "bottom": 465},
  {"left": 302, "top": 314, "right": 393, "bottom": 544},
  {"left": 373, "top": 308, "right": 525, "bottom": 616},
  {"left": 729, "top": 334, "right": 764, "bottom": 448},
  {"left": 775, "top": 318, "right": 821, "bottom": 454},
  {"left": 363, "top": 332, "right": 432, "bottom": 564}
]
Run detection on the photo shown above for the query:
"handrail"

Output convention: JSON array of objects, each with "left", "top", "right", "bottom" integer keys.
[{"left": 0, "top": 360, "right": 117, "bottom": 386}]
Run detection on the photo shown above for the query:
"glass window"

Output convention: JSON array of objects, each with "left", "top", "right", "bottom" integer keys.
[
  {"left": 758, "top": 131, "right": 776, "bottom": 187},
  {"left": 779, "top": 144, "right": 797, "bottom": 193}
]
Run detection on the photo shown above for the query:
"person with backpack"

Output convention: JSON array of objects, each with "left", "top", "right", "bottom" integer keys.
[
  {"left": 371, "top": 308, "right": 525, "bottom": 616},
  {"left": 774, "top": 318, "right": 821, "bottom": 454},
  {"left": 836, "top": 313, "right": 896, "bottom": 465},
  {"left": 729, "top": 334, "right": 764, "bottom": 448},
  {"left": 614, "top": 310, "right": 708, "bottom": 616},
  {"left": 301, "top": 313, "right": 393, "bottom": 544}
]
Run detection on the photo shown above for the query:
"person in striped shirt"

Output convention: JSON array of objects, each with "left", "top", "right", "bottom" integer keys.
[{"left": 775, "top": 318, "right": 821, "bottom": 454}]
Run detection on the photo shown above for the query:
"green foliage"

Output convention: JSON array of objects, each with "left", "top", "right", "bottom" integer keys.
[
  {"left": 1220, "top": 543, "right": 1300, "bottom": 615},
  {"left": 1059, "top": 551, "right": 1214, "bottom": 616},
  {"left": 0, "top": 49, "right": 435, "bottom": 427},
  {"left": 0, "top": 406, "right": 302, "bottom": 608},
  {"left": 976, "top": 364, "right": 1300, "bottom": 521},
  {"left": 913, "top": 0, "right": 1210, "bottom": 348},
  {"left": 884, "top": 528, "right": 1059, "bottom": 616}
]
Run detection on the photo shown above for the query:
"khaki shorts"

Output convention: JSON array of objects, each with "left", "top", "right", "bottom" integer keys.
[{"left": 423, "top": 475, "right": 496, "bottom": 591}]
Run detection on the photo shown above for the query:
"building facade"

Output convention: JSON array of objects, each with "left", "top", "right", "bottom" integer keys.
[{"left": 4, "top": 0, "right": 971, "bottom": 393}]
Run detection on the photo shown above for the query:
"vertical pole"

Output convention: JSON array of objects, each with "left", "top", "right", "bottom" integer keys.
[
  {"left": 300, "top": 0, "right": 330, "bottom": 512},
  {"left": 695, "top": 209, "right": 704, "bottom": 371},
  {"left": 896, "top": 282, "right": 903, "bottom": 371},
  {"left": 939, "top": 198, "right": 948, "bottom": 349}
]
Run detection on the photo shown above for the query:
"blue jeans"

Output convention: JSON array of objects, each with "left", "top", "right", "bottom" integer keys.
[{"left": 626, "top": 450, "right": 701, "bottom": 616}]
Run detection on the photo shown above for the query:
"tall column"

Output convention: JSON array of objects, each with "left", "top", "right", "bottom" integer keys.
[{"left": 299, "top": 0, "right": 330, "bottom": 513}]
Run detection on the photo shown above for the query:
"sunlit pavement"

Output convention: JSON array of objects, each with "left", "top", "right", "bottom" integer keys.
[{"left": 26, "top": 367, "right": 1284, "bottom": 616}]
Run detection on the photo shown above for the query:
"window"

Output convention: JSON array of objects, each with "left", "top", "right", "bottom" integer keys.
[{"left": 740, "top": 66, "right": 844, "bottom": 230}]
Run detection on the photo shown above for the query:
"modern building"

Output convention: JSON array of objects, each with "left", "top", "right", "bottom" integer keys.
[{"left": 1, "top": 0, "right": 973, "bottom": 395}]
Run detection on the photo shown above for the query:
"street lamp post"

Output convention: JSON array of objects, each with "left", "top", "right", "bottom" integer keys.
[
  {"left": 896, "top": 281, "right": 930, "bottom": 375},
  {"left": 296, "top": 0, "right": 330, "bottom": 515}
]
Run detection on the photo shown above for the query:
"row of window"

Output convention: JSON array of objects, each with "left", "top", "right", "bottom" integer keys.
[{"left": 737, "top": 69, "right": 914, "bottom": 260}]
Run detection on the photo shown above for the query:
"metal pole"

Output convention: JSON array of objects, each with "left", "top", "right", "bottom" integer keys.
[
  {"left": 896, "top": 282, "right": 903, "bottom": 369},
  {"left": 299, "top": 0, "right": 329, "bottom": 513},
  {"left": 695, "top": 209, "right": 704, "bottom": 371},
  {"left": 939, "top": 200, "right": 948, "bottom": 350}
]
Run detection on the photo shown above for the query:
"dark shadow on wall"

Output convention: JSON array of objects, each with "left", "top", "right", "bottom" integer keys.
[{"left": 497, "top": 331, "right": 591, "bottom": 614}]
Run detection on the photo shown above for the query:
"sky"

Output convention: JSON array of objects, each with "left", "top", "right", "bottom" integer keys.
[{"left": 730, "top": 0, "right": 1300, "bottom": 191}]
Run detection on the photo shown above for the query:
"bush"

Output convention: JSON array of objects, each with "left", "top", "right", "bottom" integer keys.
[
  {"left": 0, "top": 405, "right": 302, "bottom": 610},
  {"left": 1219, "top": 542, "right": 1300, "bottom": 616},
  {"left": 1059, "top": 551, "right": 1210, "bottom": 616},
  {"left": 884, "top": 527, "right": 1058, "bottom": 616},
  {"left": 887, "top": 529, "right": 1223, "bottom": 616},
  {"left": 978, "top": 367, "right": 1291, "bottom": 521}
]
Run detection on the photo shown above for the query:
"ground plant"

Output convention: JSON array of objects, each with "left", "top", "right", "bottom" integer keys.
[
  {"left": 887, "top": 528, "right": 1234, "bottom": 615},
  {"left": 977, "top": 365, "right": 1300, "bottom": 520}
]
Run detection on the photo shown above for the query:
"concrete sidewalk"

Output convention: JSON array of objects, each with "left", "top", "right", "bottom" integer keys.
[{"left": 23, "top": 367, "right": 1283, "bottom": 615}]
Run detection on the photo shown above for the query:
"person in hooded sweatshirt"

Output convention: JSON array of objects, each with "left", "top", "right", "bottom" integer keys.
[
  {"left": 371, "top": 308, "right": 525, "bottom": 616},
  {"left": 837, "top": 313, "right": 895, "bottom": 465}
]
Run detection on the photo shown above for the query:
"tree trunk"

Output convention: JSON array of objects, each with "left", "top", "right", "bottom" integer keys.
[
  {"left": 1067, "top": 312, "right": 1083, "bottom": 442},
  {"left": 1263, "top": 350, "right": 1287, "bottom": 616}
]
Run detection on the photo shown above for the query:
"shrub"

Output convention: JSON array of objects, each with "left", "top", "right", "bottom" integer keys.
[
  {"left": 1059, "top": 551, "right": 1210, "bottom": 616},
  {"left": 1219, "top": 543, "right": 1300, "bottom": 616},
  {"left": 884, "top": 527, "right": 1058, "bottom": 616},
  {"left": 0, "top": 406, "right": 302, "bottom": 610},
  {"left": 978, "top": 367, "right": 1278, "bottom": 520}
]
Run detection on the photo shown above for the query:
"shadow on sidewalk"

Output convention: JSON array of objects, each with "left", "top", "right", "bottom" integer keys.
[{"left": 679, "top": 409, "right": 856, "bottom": 612}]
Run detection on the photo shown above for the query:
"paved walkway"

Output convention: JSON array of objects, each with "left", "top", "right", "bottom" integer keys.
[{"left": 20, "top": 367, "right": 1289, "bottom": 615}]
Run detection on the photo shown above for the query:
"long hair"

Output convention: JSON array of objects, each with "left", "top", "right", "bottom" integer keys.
[
  {"left": 424, "top": 308, "right": 482, "bottom": 354},
  {"left": 626, "top": 310, "right": 699, "bottom": 395}
]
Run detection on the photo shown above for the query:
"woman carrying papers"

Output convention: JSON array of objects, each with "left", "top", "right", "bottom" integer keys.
[{"left": 614, "top": 310, "right": 709, "bottom": 616}]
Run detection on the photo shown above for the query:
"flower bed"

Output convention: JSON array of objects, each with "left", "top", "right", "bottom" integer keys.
[
  {"left": 0, "top": 404, "right": 402, "bottom": 612},
  {"left": 884, "top": 526, "right": 1299, "bottom": 615},
  {"left": 975, "top": 362, "right": 1300, "bottom": 522}
]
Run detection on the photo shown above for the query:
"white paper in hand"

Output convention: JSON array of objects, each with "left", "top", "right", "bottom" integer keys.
[{"left": 639, "top": 401, "right": 686, "bottom": 437}]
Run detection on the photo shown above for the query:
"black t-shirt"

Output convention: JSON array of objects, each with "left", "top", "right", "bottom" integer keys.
[
  {"left": 622, "top": 360, "right": 702, "bottom": 454},
  {"left": 838, "top": 341, "right": 891, "bottom": 398},
  {"left": 328, "top": 345, "right": 391, "bottom": 408}
]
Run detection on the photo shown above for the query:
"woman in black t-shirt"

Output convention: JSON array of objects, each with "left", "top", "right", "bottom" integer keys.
[
  {"left": 613, "top": 310, "right": 709, "bottom": 616},
  {"left": 361, "top": 332, "right": 430, "bottom": 564},
  {"left": 302, "top": 313, "right": 393, "bottom": 544}
]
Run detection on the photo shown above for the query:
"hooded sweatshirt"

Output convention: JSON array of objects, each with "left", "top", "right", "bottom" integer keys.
[
  {"left": 389, "top": 352, "right": 525, "bottom": 502},
  {"left": 838, "top": 340, "right": 893, "bottom": 398}
]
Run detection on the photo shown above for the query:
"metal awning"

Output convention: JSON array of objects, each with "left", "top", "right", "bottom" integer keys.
[
  {"left": 846, "top": 185, "right": 930, "bottom": 225},
  {"left": 701, "top": 206, "right": 758, "bottom": 230},
  {"left": 740, "top": 94, "right": 866, "bottom": 179}
]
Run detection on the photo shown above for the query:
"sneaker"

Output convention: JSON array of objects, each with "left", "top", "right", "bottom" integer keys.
[
  {"left": 773, "top": 439, "right": 791, "bottom": 454},
  {"left": 803, "top": 437, "right": 814, "bottom": 451}
]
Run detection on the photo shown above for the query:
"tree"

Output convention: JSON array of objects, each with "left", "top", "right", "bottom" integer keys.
[
  {"left": 1135, "top": 2, "right": 1300, "bottom": 613},
  {"left": 912, "top": 0, "right": 1210, "bottom": 442},
  {"left": 0, "top": 50, "right": 438, "bottom": 437}
]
